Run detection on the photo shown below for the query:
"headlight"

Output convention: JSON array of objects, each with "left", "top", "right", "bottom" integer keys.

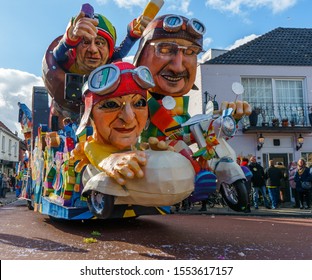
[{"left": 222, "top": 116, "right": 236, "bottom": 137}]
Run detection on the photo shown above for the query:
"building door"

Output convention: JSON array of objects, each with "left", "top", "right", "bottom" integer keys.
[
  {"left": 265, "top": 153, "right": 291, "bottom": 202},
  {"left": 262, "top": 153, "right": 291, "bottom": 169},
  {"left": 268, "top": 153, "right": 289, "bottom": 167}
]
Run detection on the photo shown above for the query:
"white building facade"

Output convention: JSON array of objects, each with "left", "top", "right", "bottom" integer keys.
[
  {"left": 0, "top": 124, "right": 19, "bottom": 176},
  {"left": 187, "top": 28, "right": 312, "bottom": 170}
]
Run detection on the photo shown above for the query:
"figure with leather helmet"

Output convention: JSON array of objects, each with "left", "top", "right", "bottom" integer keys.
[
  {"left": 70, "top": 61, "right": 195, "bottom": 218},
  {"left": 72, "top": 61, "right": 153, "bottom": 180},
  {"left": 133, "top": 14, "right": 252, "bottom": 202}
]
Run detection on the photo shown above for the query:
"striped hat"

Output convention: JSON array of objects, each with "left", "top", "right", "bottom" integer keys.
[{"left": 95, "top": 14, "right": 117, "bottom": 58}]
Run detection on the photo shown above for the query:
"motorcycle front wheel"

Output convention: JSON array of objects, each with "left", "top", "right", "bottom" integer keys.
[
  {"left": 87, "top": 191, "right": 114, "bottom": 219},
  {"left": 220, "top": 179, "right": 248, "bottom": 212}
]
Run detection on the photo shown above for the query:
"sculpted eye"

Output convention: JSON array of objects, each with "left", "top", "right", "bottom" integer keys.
[
  {"left": 99, "top": 100, "right": 120, "bottom": 109},
  {"left": 81, "top": 39, "right": 91, "bottom": 47},
  {"left": 95, "top": 39, "right": 107, "bottom": 48},
  {"left": 134, "top": 98, "right": 147, "bottom": 108},
  {"left": 184, "top": 48, "right": 196, "bottom": 56}
]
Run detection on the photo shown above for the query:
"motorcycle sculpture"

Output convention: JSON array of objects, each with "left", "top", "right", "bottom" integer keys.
[{"left": 166, "top": 82, "right": 249, "bottom": 212}]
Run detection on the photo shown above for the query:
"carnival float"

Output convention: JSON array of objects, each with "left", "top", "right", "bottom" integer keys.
[{"left": 17, "top": 1, "right": 251, "bottom": 221}]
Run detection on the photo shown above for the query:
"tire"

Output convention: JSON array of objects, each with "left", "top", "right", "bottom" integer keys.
[
  {"left": 206, "top": 197, "right": 215, "bottom": 208},
  {"left": 220, "top": 179, "right": 248, "bottom": 212},
  {"left": 87, "top": 191, "right": 114, "bottom": 219},
  {"left": 27, "top": 200, "right": 34, "bottom": 210}
]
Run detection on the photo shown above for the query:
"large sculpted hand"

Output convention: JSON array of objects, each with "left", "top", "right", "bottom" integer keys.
[
  {"left": 219, "top": 100, "right": 252, "bottom": 121},
  {"left": 98, "top": 137, "right": 174, "bottom": 185},
  {"left": 140, "top": 137, "right": 175, "bottom": 151},
  {"left": 70, "top": 141, "right": 91, "bottom": 173},
  {"left": 128, "top": 15, "right": 152, "bottom": 38},
  {"left": 66, "top": 11, "right": 98, "bottom": 42},
  {"left": 98, "top": 151, "right": 147, "bottom": 185}
]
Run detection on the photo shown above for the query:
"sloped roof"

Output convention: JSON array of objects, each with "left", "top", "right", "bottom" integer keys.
[
  {"left": 0, "top": 121, "right": 13, "bottom": 134},
  {"left": 0, "top": 121, "right": 18, "bottom": 139},
  {"left": 204, "top": 27, "right": 312, "bottom": 66}
]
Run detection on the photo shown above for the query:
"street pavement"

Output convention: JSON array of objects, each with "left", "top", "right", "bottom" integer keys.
[
  {"left": 174, "top": 201, "right": 312, "bottom": 218},
  {"left": 1, "top": 190, "right": 311, "bottom": 218},
  {"left": 0, "top": 190, "right": 20, "bottom": 207}
]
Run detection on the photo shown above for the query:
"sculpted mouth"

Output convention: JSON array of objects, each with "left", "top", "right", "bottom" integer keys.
[
  {"left": 86, "top": 57, "right": 100, "bottom": 63},
  {"left": 160, "top": 71, "right": 188, "bottom": 83},
  {"left": 114, "top": 127, "right": 135, "bottom": 133},
  {"left": 162, "top": 75, "right": 184, "bottom": 82}
]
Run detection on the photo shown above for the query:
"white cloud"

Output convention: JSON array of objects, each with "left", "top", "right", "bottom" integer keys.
[
  {"left": 166, "top": 0, "right": 193, "bottom": 16},
  {"left": 96, "top": 0, "right": 148, "bottom": 10},
  {"left": 96, "top": 0, "right": 193, "bottom": 16},
  {"left": 204, "top": 37, "right": 214, "bottom": 48},
  {"left": 228, "top": 34, "right": 259, "bottom": 49},
  {"left": 0, "top": 68, "right": 44, "bottom": 138},
  {"left": 205, "top": 0, "right": 297, "bottom": 15}
]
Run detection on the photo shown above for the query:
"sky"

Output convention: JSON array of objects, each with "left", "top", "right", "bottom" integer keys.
[{"left": 0, "top": 0, "right": 311, "bottom": 138}]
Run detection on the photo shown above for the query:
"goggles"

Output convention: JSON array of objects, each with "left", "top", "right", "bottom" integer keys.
[
  {"left": 149, "top": 42, "right": 202, "bottom": 57},
  {"left": 163, "top": 15, "right": 205, "bottom": 38},
  {"left": 83, "top": 64, "right": 155, "bottom": 96}
]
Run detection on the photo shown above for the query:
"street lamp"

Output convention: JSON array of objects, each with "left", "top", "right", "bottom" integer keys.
[
  {"left": 257, "top": 134, "right": 265, "bottom": 151},
  {"left": 296, "top": 134, "right": 304, "bottom": 151}
]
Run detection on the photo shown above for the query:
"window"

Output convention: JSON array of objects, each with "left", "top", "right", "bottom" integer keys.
[
  {"left": 14, "top": 142, "right": 17, "bottom": 157},
  {"left": 242, "top": 78, "right": 307, "bottom": 125},
  {"left": 275, "top": 80, "right": 303, "bottom": 104},
  {"left": 1, "top": 136, "right": 5, "bottom": 152},
  {"left": 300, "top": 152, "right": 312, "bottom": 168},
  {"left": 242, "top": 78, "right": 273, "bottom": 104},
  {"left": 9, "top": 139, "right": 12, "bottom": 155},
  {"left": 242, "top": 78, "right": 304, "bottom": 104}
]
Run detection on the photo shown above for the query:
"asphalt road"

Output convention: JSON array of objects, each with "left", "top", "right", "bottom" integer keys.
[{"left": 1, "top": 199, "right": 312, "bottom": 260}]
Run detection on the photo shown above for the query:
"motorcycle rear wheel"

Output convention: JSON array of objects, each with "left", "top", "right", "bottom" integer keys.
[
  {"left": 87, "top": 191, "right": 114, "bottom": 219},
  {"left": 220, "top": 179, "right": 248, "bottom": 212}
]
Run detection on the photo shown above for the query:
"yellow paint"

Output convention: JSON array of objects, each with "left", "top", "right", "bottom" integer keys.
[{"left": 123, "top": 209, "right": 136, "bottom": 218}]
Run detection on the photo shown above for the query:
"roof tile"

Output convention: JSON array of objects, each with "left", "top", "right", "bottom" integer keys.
[{"left": 204, "top": 27, "right": 312, "bottom": 66}]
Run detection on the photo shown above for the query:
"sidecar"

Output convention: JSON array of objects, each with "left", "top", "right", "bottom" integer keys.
[{"left": 81, "top": 149, "right": 195, "bottom": 219}]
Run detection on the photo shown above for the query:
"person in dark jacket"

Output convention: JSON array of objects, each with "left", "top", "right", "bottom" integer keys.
[
  {"left": 248, "top": 156, "right": 270, "bottom": 209},
  {"left": 289, "top": 161, "right": 300, "bottom": 208},
  {"left": 10, "top": 174, "right": 16, "bottom": 192},
  {"left": 264, "top": 160, "right": 283, "bottom": 209},
  {"left": 0, "top": 173, "right": 3, "bottom": 198},
  {"left": 294, "top": 158, "right": 311, "bottom": 209},
  {"left": 275, "top": 162, "right": 288, "bottom": 205}
]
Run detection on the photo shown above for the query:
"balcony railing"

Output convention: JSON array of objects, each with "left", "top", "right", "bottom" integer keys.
[{"left": 246, "top": 102, "right": 312, "bottom": 127}]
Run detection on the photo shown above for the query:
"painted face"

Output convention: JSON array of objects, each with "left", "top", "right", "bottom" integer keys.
[
  {"left": 75, "top": 36, "right": 110, "bottom": 74},
  {"left": 138, "top": 38, "right": 198, "bottom": 97},
  {"left": 91, "top": 94, "right": 148, "bottom": 150}
]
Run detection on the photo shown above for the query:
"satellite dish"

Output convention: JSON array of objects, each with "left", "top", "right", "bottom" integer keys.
[{"left": 232, "top": 82, "right": 244, "bottom": 95}]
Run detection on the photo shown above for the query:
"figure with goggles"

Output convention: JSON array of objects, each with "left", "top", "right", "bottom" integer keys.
[
  {"left": 133, "top": 14, "right": 252, "bottom": 203},
  {"left": 71, "top": 61, "right": 195, "bottom": 218},
  {"left": 43, "top": 3, "right": 156, "bottom": 130}
]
